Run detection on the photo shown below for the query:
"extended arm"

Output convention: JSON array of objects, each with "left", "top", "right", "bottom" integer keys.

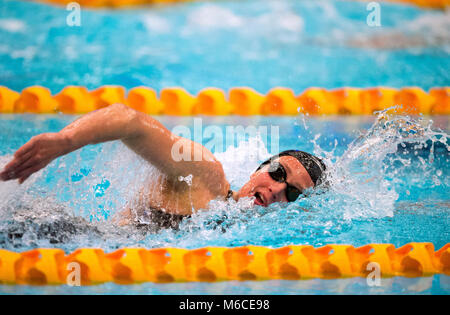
[{"left": 0, "top": 103, "right": 223, "bottom": 184}]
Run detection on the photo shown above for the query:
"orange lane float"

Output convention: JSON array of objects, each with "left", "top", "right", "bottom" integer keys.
[
  {"left": 54, "top": 86, "right": 95, "bottom": 114},
  {"left": 0, "top": 243, "right": 448, "bottom": 285},
  {"left": 229, "top": 87, "right": 265, "bottom": 116},
  {"left": 0, "top": 87, "right": 20, "bottom": 113},
  {"left": 13, "top": 86, "right": 58, "bottom": 114},
  {"left": 126, "top": 86, "right": 164, "bottom": 115},
  {"left": 429, "top": 87, "right": 450, "bottom": 115},
  {"left": 0, "top": 85, "right": 448, "bottom": 115},
  {"left": 260, "top": 87, "right": 299, "bottom": 115},
  {"left": 160, "top": 87, "right": 196, "bottom": 116},
  {"left": 192, "top": 88, "right": 233, "bottom": 116}
]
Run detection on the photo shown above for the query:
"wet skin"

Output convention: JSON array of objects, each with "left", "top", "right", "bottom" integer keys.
[{"left": 0, "top": 104, "right": 314, "bottom": 218}]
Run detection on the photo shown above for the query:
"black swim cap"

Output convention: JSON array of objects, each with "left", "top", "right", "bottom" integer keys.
[{"left": 256, "top": 150, "right": 326, "bottom": 186}]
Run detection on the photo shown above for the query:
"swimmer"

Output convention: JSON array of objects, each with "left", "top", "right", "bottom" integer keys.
[{"left": 0, "top": 104, "right": 326, "bottom": 226}]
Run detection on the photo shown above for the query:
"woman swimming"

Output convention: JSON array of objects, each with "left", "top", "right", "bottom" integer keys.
[{"left": 0, "top": 103, "right": 326, "bottom": 225}]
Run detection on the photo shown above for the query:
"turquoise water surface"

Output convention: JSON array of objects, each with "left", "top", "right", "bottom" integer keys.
[
  {"left": 0, "top": 0, "right": 449, "bottom": 93},
  {"left": 0, "top": 115, "right": 448, "bottom": 294},
  {"left": 0, "top": 0, "right": 449, "bottom": 294}
]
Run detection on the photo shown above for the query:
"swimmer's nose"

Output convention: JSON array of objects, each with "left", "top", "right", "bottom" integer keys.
[{"left": 268, "top": 181, "right": 287, "bottom": 202}]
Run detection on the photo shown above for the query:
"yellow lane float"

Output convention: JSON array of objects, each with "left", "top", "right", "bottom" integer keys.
[
  {"left": 54, "top": 86, "right": 95, "bottom": 114},
  {"left": 297, "top": 87, "right": 338, "bottom": 115},
  {"left": 126, "top": 86, "right": 164, "bottom": 115},
  {"left": 0, "top": 243, "right": 448, "bottom": 285},
  {"left": 90, "top": 85, "right": 126, "bottom": 110},
  {"left": 192, "top": 88, "right": 233, "bottom": 116},
  {"left": 261, "top": 87, "right": 299, "bottom": 115},
  {"left": 0, "top": 87, "right": 19, "bottom": 113},
  {"left": 160, "top": 87, "right": 196, "bottom": 116},
  {"left": 13, "top": 86, "right": 58, "bottom": 114},
  {"left": 359, "top": 87, "right": 398, "bottom": 114},
  {"left": 429, "top": 87, "right": 450, "bottom": 115},
  {"left": 229, "top": 87, "right": 265, "bottom": 116},
  {"left": 0, "top": 85, "right": 448, "bottom": 116}
]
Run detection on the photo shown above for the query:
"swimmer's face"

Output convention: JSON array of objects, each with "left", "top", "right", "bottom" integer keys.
[{"left": 237, "top": 156, "right": 314, "bottom": 207}]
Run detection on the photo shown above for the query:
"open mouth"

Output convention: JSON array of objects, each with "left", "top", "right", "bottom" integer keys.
[{"left": 254, "top": 192, "right": 266, "bottom": 206}]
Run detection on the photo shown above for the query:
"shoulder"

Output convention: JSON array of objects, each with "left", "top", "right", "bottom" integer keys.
[
  {"left": 156, "top": 133, "right": 230, "bottom": 198},
  {"left": 193, "top": 148, "right": 229, "bottom": 198}
]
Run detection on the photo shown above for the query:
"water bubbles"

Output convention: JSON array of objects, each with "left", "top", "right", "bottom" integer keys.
[
  {"left": 214, "top": 134, "right": 271, "bottom": 189},
  {"left": 432, "top": 175, "right": 441, "bottom": 186},
  {"left": 93, "top": 178, "right": 110, "bottom": 197},
  {"left": 309, "top": 108, "right": 448, "bottom": 220},
  {"left": 178, "top": 174, "right": 193, "bottom": 186}
]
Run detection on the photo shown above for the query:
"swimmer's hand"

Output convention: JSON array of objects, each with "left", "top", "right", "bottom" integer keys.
[{"left": 0, "top": 133, "right": 70, "bottom": 184}]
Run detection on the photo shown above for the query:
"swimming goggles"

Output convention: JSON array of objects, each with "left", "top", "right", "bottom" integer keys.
[{"left": 264, "top": 162, "right": 303, "bottom": 202}]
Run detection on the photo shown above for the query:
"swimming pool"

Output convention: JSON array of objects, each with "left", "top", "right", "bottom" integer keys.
[
  {"left": 1, "top": 0, "right": 449, "bottom": 93},
  {"left": 0, "top": 0, "right": 449, "bottom": 294},
  {"left": 0, "top": 114, "right": 448, "bottom": 293}
]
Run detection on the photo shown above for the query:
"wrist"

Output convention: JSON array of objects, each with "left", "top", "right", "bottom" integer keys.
[{"left": 58, "top": 131, "right": 75, "bottom": 155}]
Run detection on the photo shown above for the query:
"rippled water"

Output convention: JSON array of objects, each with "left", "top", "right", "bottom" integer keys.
[
  {"left": 0, "top": 0, "right": 449, "bottom": 93},
  {"left": 0, "top": 112, "right": 449, "bottom": 294},
  {"left": 0, "top": 112, "right": 448, "bottom": 251},
  {"left": 2, "top": 275, "right": 449, "bottom": 295},
  {"left": 0, "top": 0, "right": 449, "bottom": 294}
]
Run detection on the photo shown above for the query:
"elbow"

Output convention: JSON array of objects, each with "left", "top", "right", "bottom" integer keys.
[
  {"left": 110, "top": 103, "right": 133, "bottom": 116},
  {"left": 109, "top": 103, "right": 146, "bottom": 139},
  {"left": 110, "top": 103, "right": 139, "bottom": 125}
]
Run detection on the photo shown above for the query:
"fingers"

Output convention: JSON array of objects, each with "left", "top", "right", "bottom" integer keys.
[
  {"left": 18, "top": 173, "right": 32, "bottom": 184},
  {"left": 14, "top": 137, "right": 36, "bottom": 159},
  {"left": 0, "top": 162, "right": 20, "bottom": 181},
  {"left": 2, "top": 148, "right": 36, "bottom": 173},
  {"left": 0, "top": 169, "right": 14, "bottom": 181},
  {"left": 8, "top": 156, "right": 39, "bottom": 179},
  {"left": 0, "top": 137, "right": 38, "bottom": 180},
  {"left": 0, "top": 138, "right": 38, "bottom": 180},
  {"left": 1, "top": 134, "right": 60, "bottom": 183},
  {"left": 0, "top": 149, "right": 37, "bottom": 181},
  {"left": 1, "top": 158, "right": 45, "bottom": 183},
  {"left": 15, "top": 163, "right": 45, "bottom": 184}
]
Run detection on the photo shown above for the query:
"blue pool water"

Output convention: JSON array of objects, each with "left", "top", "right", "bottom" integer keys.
[
  {"left": 0, "top": 0, "right": 449, "bottom": 294},
  {"left": 0, "top": 114, "right": 449, "bottom": 294},
  {"left": 0, "top": 0, "right": 449, "bottom": 94}
]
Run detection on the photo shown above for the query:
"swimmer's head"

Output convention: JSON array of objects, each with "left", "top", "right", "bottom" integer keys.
[{"left": 237, "top": 150, "right": 326, "bottom": 207}]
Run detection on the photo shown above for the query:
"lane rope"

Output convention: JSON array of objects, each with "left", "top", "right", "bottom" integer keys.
[
  {"left": 1, "top": 86, "right": 448, "bottom": 115},
  {"left": 0, "top": 243, "right": 448, "bottom": 285}
]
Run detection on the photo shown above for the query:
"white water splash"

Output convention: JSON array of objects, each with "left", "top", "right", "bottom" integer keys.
[
  {"left": 214, "top": 134, "right": 272, "bottom": 189},
  {"left": 310, "top": 110, "right": 449, "bottom": 220}
]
